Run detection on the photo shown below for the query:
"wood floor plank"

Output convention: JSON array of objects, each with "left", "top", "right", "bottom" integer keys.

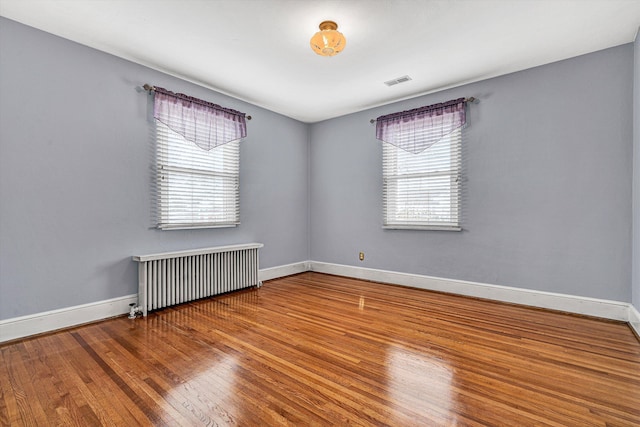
[
  {"left": 1, "top": 272, "right": 639, "bottom": 426},
  {"left": 53, "top": 332, "right": 132, "bottom": 426},
  {"left": 0, "top": 344, "right": 50, "bottom": 426},
  {"left": 0, "top": 348, "right": 21, "bottom": 426}
]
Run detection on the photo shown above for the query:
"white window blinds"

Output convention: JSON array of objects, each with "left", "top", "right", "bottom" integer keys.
[
  {"left": 155, "top": 123, "right": 240, "bottom": 229},
  {"left": 149, "top": 86, "right": 245, "bottom": 230},
  {"left": 382, "top": 128, "right": 461, "bottom": 230}
]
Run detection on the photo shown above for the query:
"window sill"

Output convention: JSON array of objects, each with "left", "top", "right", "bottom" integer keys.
[
  {"left": 157, "top": 223, "right": 239, "bottom": 231},
  {"left": 383, "top": 225, "right": 462, "bottom": 232}
]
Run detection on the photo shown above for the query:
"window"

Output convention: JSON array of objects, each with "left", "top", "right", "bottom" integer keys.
[
  {"left": 377, "top": 98, "right": 466, "bottom": 231},
  {"left": 382, "top": 127, "right": 461, "bottom": 230},
  {"left": 155, "top": 123, "right": 239, "bottom": 229},
  {"left": 150, "top": 86, "right": 246, "bottom": 230}
]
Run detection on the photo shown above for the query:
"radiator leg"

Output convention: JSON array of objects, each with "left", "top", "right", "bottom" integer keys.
[{"left": 128, "top": 303, "right": 143, "bottom": 319}]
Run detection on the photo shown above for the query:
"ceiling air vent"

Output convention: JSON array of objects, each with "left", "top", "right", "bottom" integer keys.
[{"left": 384, "top": 75, "right": 412, "bottom": 87}]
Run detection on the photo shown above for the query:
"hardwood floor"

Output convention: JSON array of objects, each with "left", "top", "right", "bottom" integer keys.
[{"left": 1, "top": 272, "right": 639, "bottom": 426}]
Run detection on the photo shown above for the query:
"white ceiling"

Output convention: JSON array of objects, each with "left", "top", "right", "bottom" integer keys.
[{"left": 1, "top": 0, "right": 639, "bottom": 123}]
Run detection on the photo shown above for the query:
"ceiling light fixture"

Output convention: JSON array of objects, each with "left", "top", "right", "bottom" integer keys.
[{"left": 310, "top": 20, "right": 346, "bottom": 57}]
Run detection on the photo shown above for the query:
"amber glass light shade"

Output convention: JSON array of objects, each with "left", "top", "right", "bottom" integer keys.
[{"left": 310, "top": 21, "right": 346, "bottom": 56}]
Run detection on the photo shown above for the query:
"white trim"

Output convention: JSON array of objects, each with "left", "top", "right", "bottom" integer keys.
[
  {"left": 0, "top": 261, "right": 307, "bottom": 343},
  {"left": 259, "top": 261, "right": 310, "bottom": 282},
  {"left": 309, "top": 261, "right": 632, "bottom": 322},
  {"left": 133, "top": 243, "right": 263, "bottom": 262},
  {"left": 629, "top": 305, "right": 640, "bottom": 338},
  {"left": 2, "top": 261, "right": 637, "bottom": 343},
  {"left": 382, "top": 225, "right": 462, "bottom": 231},
  {"left": 0, "top": 294, "right": 137, "bottom": 343}
]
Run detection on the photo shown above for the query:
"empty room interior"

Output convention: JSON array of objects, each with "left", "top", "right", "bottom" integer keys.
[{"left": 1, "top": 0, "right": 640, "bottom": 425}]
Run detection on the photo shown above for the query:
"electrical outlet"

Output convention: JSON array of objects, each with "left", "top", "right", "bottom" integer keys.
[{"left": 359, "top": 252, "right": 364, "bottom": 261}]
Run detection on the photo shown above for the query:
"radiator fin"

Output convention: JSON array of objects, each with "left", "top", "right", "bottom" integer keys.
[{"left": 133, "top": 244, "right": 263, "bottom": 316}]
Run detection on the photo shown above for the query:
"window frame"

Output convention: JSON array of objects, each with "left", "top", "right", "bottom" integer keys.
[
  {"left": 382, "top": 127, "right": 462, "bottom": 231},
  {"left": 155, "top": 122, "right": 240, "bottom": 230}
]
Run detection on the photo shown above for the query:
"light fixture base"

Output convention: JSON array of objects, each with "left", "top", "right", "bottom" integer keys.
[{"left": 318, "top": 20, "right": 338, "bottom": 31}]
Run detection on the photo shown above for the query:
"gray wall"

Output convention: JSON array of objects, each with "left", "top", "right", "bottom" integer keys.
[
  {"left": 0, "top": 18, "right": 309, "bottom": 320},
  {"left": 633, "top": 29, "right": 640, "bottom": 311},
  {"left": 1, "top": 17, "right": 636, "bottom": 322},
  {"left": 310, "top": 44, "right": 634, "bottom": 302}
]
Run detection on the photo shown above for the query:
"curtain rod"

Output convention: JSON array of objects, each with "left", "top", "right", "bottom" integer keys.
[
  {"left": 369, "top": 97, "right": 476, "bottom": 124},
  {"left": 143, "top": 84, "right": 252, "bottom": 120}
]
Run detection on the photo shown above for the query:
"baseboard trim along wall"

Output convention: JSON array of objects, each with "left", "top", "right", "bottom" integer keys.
[
  {"left": 259, "top": 261, "right": 310, "bottom": 282},
  {"left": 629, "top": 305, "right": 640, "bottom": 338},
  {"left": 309, "top": 261, "right": 634, "bottom": 323},
  {"left": 0, "top": 294, "right": 138, "bottom": 343},
  {"left": 0, "top": 262, "right": 309, "bottom": 343},
  {"left": 1, "top": 261, "right": 638, "bottom": 343}
]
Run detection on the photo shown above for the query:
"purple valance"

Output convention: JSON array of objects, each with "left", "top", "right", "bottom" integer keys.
[
  {"left": 153, "top": 86, "right": 247, "bottom": 151},
  {"left": 376, "top": 98, "right": 466, "bottom": 154}
]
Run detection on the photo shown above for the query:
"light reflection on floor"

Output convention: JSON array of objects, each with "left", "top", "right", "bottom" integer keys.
[{"left": 386, "top": 345, "right": 456, "bottom": 425}]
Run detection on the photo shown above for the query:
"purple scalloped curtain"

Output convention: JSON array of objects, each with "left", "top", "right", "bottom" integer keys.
[
  {"left": 376, "top": 98, "right": 466, "bottom": 154},
  {"left": 153, "top": 87, "right": 247, "bottom": 151}
]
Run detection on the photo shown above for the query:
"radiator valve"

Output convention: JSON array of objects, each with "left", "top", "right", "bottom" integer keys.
[{"left": 128, "top": 303, "right": 142, "bottom": 319}]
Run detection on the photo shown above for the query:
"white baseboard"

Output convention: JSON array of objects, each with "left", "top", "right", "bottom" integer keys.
[
  {"left": 309, "top": 261, "right": 633, "bottom": 323},
  {"left": 0, "top": 294, "right": 137, "bottom": 343},
  {"left": 629, "top": 305, "right": 640, "bottom": 337},
  {"left": 259, "top": 261, "right": 310, "bottom": 282},
  {"left": 2, "top": 261, "right": 637, "bottom": 344},
  {"left": 0, "top": 262, "right": 309, "bottom": 343}
]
